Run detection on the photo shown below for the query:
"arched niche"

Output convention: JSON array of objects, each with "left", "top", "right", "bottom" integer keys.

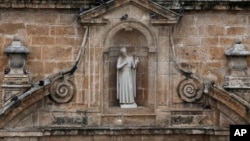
[{"left": 103, "top": 21, "right": 157, "bottom": 113}]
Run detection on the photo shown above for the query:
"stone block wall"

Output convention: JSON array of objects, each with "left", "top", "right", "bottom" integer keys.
[
  {"left": 174, "top": 11, "right": 250, "bottom": 85},
  {"left": 0, "top": 1, "right": 249, "bottom": 140},
  {"left": 0, "top": 7, "right": 249, "bottom": 115},
  {"left": 0, "top": 8, "right": 249, "bottom": 114},
  {"left": 0, "top": 9, "right": 84, "bottom": 107}
]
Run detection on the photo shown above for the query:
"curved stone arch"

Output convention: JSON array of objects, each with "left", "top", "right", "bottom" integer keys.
[
  {"left": 103, "top": 20, "right": 156, "bottom": 49},
  {"left": 0, "top": 89, "right": 46, "bottom": 128},
  {"left": 102, "top": 20, "right": 158, "bottom": 111},
  {"left": 207, "top": 87, "right": 250, "bottom": 124}
]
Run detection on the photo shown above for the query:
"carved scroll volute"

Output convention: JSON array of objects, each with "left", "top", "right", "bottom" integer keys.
[
  {"left": 49, "top": 77, "right": 76, "bottom": 103},
  {"left": 177, "top": 77, "right": 204, "bottom": 103}
]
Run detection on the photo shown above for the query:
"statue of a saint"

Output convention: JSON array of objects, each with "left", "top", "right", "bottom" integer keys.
[{"left": 117, "top": 47, "right": 139, "bottom": 108}]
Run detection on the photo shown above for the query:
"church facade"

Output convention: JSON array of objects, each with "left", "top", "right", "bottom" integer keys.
[{"left": 0, "top": 0, "right": 249, "bottom": 140}]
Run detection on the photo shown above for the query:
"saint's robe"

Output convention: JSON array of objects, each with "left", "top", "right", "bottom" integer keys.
[{"left": 117, "top": 55, "right": 136, "bottom": 104}]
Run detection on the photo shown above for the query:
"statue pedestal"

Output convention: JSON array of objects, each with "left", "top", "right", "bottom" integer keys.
[
  {"left": 2, "top": 37, "right": 31, "bottom": 106},
  {"left": 120, "top": 103, "right": 137, "bottom": 108},
  {"left": 224, "top": 41, "right": 250, "bottom": 89},
  {"left": 2, "top": 74, "right": 31, "bottom": 106},
  {"left": 224, "top": 76, "right": 250, "bottom": 89}
]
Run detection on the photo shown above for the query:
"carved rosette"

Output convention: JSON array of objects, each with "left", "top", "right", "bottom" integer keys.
[
  {"left": 49, "top": 78, "right": 76, "bottom": 103},
  {"left": 177, "top": 78, "right": 204, "bottom": 103}
]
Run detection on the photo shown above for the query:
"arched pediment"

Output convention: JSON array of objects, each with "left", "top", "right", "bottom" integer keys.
[
  {"left": 103, "top": 20, "right": 156, "bottom": 49},
  {"left": 79, "top": 0, "right": 181, "bottom": 25}
]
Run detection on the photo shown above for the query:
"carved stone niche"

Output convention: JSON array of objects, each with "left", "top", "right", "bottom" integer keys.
[
  {"left": 224, "top": 41, "right": 250, "bottom": 89},
  {"left": 2, "top": 37, "right": 31, "bottom": 106},
  {"left": 105, "top": 47, "right": 149, "bottom": 107},
  {"left": 79, "top": 0, "right": 180, "bottom": 126},
  {"left": 103, "top": 22, "right": 157, "bottom": 115}
]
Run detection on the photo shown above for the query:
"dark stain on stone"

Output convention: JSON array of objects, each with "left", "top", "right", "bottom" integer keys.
[{"left": 171, "top": 116, "right": 194, "bottom": 124}]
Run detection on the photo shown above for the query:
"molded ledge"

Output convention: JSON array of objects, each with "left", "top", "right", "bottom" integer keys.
[
  {"left": 80, "top": 18, "right": 108, "bottom": 26},
  {"left": 0, "top": 127, "right": 229, "bottom": 137},
  {"left": 0, "top": 0, "right": 250, "bottom": 10},
  {"left": 150, "top": 19, "right": 179, "bottom": 25}
]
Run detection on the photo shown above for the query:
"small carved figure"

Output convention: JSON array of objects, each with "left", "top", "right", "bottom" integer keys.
[{"left": 117, "top": 47, "right": 139, "bottom": 108}]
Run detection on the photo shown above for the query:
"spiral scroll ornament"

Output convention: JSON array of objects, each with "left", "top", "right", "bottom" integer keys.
[
  {"left": 49, "top": 78, "right": 76, "bottom": 103},
  {"left": 177, "top": 78, "right": 204, "bottom": 103}
]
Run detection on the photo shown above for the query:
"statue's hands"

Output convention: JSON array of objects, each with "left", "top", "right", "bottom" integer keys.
[
  {"left": 135, "top": 57, "right": 139, "bottom": 64},
  {"left": 123, "top": 60, "right": 128, "bottom": 65}
]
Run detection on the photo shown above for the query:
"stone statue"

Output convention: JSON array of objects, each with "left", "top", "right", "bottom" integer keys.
[{"left": 117, "top": 47, "right": 139, "bottom": 108}]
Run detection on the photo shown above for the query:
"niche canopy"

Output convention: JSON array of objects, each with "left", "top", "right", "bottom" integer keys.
[{"left": 79, "top": 0, "right": 181, "bottom": 26}]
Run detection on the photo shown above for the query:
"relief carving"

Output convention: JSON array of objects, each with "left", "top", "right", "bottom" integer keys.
[
  {"left": 177, "top": 77, "right": 204, "bottom": 103},
  {"left": 52, "top": 116, "right": 87, "bottom": 126},
  {"left": 49, "top": 77, "right": 76, "bottom": 104}
]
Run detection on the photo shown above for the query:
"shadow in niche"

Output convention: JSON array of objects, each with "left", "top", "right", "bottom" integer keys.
[{"left": 106, "top": 27, "right": 150, "bottom": 108}]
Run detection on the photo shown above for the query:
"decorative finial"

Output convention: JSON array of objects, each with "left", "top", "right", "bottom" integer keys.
[
  {"left": 13, "top": 36, "right": 20, "bottom": 41},
  {"left": 236, "top": 39, "right": 242, "bottom": 44}
]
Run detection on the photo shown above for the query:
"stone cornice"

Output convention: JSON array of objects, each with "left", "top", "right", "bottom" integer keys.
[
  {"left": 154, "top": 0, "right": 250, "bottom": 10},
  {"left": 0, "top": 0, "right": 249, "bottom": 10},
  {"left": 0, "top": 0, "right": 96, "bottom": 9},
  {"left": 0, "top": 127, "right": 229, "bottom": 137}
]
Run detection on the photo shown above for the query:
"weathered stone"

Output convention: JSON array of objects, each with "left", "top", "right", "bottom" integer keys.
[
  {"left": 171, "top": 116, "right": 194, "bottom": 125},
  {"left": 196, "top": 14, "right": 225, "bottom": 26},
  {"left": 32, "top": 36, "right": 55, "bottom": 45},
  {"left": 28, "top": 46, "right": 42, "bottom": 60},
  {"left": 157, "top": 27, "right": 169, "bottom": 37},
  {"left": 34, "top": 13, "right": 58, "bottom": 24},
  {"left": 27, "top": 25, "right": 49, "bottom": 35},
  {"left": 178, "top": 15, "right": 195, "bottom": 26},
  {"left": 175, "top": 26, "right": 197, "bottom": 37},
  {"left": 55, "top": 37, "right": 75, "bottom": 46},
  {"left": 157, "top": 75, "right": 167, "bottom": 90},
  {"left": 226, "top": 27, "right": 245, "bottom": 35},
  {"left": 59, "top": 14, "right": 76, "bottom": 25},
  {"left": 174, "top": 37, "right": 200, "bottom": 47},
  {"left": 27, "top": 61, "right": 43, "bottom": 75},
  {"left": 176, "top": 47, "right": 197, "bottom": 60},
  {"left": 201, "top": 38, "right": 219, "bottom": 46},
  {"left": 42, "top": 46, "right": 72, "bottom": 60},
  {"left": 199, "top": 25, "right": 225, "bottom": 37},
  {"left": 220, "top": 38, "right": 236, "bottom": 46},
  {"left": 157, "top": 90, "right": 167, "bottom": 106},
  {"left": 0, "top": 1, "right": 249, "bottom": 141},
  {"left": 51, "top": 26, "right": 75, "bottom": 36},
  {"left": 210, "top": 47, "right": 226, "bottom": 60},
  {"left": 226, "top": 14, "right": 247, "bottom": 25},
  {"left": 52, "top": 116, "right": 87, "bottom": 126},
  {"left": 43, "top": 61, "right": 57, "bottom": 74},
  {"left": 1, "top": 11, "right": 34, "bottom": 23},
  {"left": 0, "top": 23, "right": 24, "bottom": 34},
  {"left": 0, "top": 36, "right": 4, "bottom": 45}
]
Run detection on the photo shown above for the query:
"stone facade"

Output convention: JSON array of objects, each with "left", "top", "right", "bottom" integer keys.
[{"left": 0, "top": 0, "right": 249, "bottom": 141}]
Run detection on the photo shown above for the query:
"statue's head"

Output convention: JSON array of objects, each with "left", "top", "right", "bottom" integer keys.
[{"left": 120, "top": 47, "right": 127, "bottom": 56}]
